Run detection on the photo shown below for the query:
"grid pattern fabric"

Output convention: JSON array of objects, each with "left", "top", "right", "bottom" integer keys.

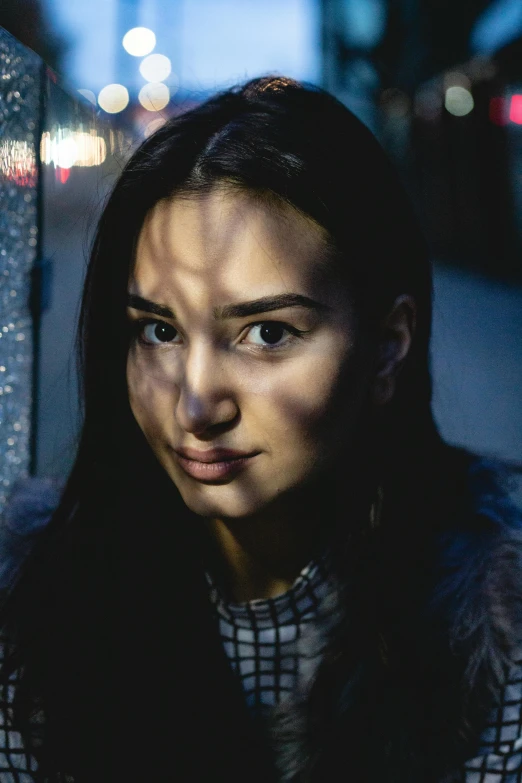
[
  {"left": 207, "top": 553, "right": 335, "bottom": 710},
  {"left": 0, "top": 614, "right": 521, "bottom": 780},
  {"left": 0, "top": 581, "right": 521, "bottom": 779},
  {"left": 210, "top": 558, "right": 522, "bottom": 782},
  {"left": 0, "top": 637, "right": 39, "bottom": 782},
  {"left": 457, "top": 663, "right": 522, "bottom": 782}
]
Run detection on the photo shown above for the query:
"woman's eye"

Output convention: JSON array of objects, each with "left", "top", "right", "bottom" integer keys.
[
  {"left": 141, "top": 321, "right": 180, "bottom": 345},
  {"left": 243, "top": 322, "right": 298, "bottom": 348}
]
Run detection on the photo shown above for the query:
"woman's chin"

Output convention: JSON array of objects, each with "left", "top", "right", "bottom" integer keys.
[{"left": 175, "top": 481, "right": 273, "bottom": 521}]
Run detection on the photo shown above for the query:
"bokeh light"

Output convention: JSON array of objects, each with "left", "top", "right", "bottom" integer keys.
[
  {"left": 77, "top": 89, "right": 96, "bottom": 106},
  {"left": 144, "top": 117, "right": 167, "bottom": 138},
  {"left": 40, "top": 130, "right": 107, "bottom": 168},
  {"left": 0, "top": 140, "right": 37, "bottom": 186},
  {"left": 509, "top": 95, "right": 522, "bottom": 125},
  {"left": 138, "top": 83, "right": 170, "bottom": 111},
  {"left": 139, "top": 54, "right": 172, "bottom": 83},
  {"left": 73, "top": 132, "right": 107, "bottom": 166},
  {"left": 51, "top": 136, "right": 76, "bottom": 168},
  {"left": 98, "top": 84, "right": 130, "bottom": 114},
  {"left": 122, "top": 27, "right": 156, "bottom": 57},
  {"left": 445, "top": 86, "right": 474, "bottom": 117}
]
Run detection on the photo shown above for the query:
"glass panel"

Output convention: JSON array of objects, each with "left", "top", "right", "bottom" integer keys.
[
  {"left": 0, "top": 28, "right": 40, "bottom": 513},
  {"left": 0, "top": 26, "right": 134, "bottom": 511},
  {"left": 36, "top": 71, "right": 131, "bottom": 478}
]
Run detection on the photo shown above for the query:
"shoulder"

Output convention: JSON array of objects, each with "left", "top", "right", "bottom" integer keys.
[
  {"left": 467, "top": 456, "right": 522, "bottom": 527},
  {"left": 435, "top": 456, "right": 522, "bottom": 778},
  {"left": 436, "top": 454, "right": 522, "bottom": 594},
  {"left": 433, "top": 455, "right": 522, "bottom": 663},
  {"left": 446, "top": 660, "right": 522, "bottom": 782}
]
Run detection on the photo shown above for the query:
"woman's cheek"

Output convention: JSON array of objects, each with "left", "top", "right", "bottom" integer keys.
[{"left": 127, "top": 363, "right": 172, "bottom": 438}]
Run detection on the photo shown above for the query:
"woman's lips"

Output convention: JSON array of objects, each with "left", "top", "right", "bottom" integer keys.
[{"left": 173, "top": 448, "right": 259, "bottom": 482}]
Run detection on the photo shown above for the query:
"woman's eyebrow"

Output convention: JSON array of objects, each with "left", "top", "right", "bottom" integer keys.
[
  {"left": 126, "top": 292, "right": 329, "bottom": 320},
  {"left": 127, "top": 294, "right": 174, "bottom": 318},
  {"left": 215, "top": 293, "right": 330, "bottom": 319}
]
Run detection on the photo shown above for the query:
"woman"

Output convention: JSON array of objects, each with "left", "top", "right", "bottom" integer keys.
[{"left": 0, "top": 75, "right": 521, "bottom": 783}]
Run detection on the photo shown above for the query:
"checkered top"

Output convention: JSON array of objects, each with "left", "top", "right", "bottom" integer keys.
[
  {"left": 459, "top": 663, "right": 522, "bottom": 782},
  {"left": 209, "top": 557, "right": 522, "bottom": 782},
  {"left": 0, "top": 597, "right": 521, "bottom": 781},
  {"left": 0, "top": 640, "right": 39, "bottom": 782},
  {"left": 207, "top": 552, "right": 335, "bottom": 711},
  {"left": 0, "top": 459, "right": 521, "bottom": 781}
]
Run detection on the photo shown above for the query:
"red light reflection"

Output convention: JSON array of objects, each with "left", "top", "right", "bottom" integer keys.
[{"left": 509, "top": 95, "right": 522, "bottom": 125}]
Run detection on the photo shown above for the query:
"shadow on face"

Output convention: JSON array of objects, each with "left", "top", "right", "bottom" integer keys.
[{"left": 126, "top": 186, "right": 410, "bottom": 525}]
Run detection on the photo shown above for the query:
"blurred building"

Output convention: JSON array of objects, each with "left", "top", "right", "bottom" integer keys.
[{"left": 322, "top": 0, "right": 522, "bottom": 280}]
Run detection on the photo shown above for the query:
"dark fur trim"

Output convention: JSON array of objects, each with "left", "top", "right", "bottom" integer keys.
[{"left": 268, "top": 459, "right": 522, "bottom": 782}]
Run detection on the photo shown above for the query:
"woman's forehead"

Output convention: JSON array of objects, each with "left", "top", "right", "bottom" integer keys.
[{"left": 131, "top": 188, "right": 339, "bottom": 304}]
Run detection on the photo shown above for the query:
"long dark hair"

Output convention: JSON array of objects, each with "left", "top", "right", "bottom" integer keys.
[{"left": 0, "top": 76, "right": 492, "bottom": 782}]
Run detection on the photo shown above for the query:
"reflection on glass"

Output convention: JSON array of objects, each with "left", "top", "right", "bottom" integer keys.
[
  {"left": 40, "top": 129, "right": 107, "bottom": 168},
  {"left": 0, "top": 139, "right": 37, "bottom": 186}
]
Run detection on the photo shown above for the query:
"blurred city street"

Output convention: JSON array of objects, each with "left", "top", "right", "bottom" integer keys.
[
  {"left": 1, "top": 0, "right": 522, "bottom": 485},
  {"left": 432, "top": 262, "right": 522, "bottom": 465}
]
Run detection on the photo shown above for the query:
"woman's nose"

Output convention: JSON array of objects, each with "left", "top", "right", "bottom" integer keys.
[{"left": 174, "top": 345, "right": 239, "bottom": 435}]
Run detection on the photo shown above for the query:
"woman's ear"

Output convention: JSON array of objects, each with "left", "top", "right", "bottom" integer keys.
[{"left": 371, "top": 294, "right": 416, "bottom": 405}]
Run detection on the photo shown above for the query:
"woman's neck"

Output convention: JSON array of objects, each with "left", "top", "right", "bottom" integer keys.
[{"left": 205, "top": 483, "right": 338, "bottom": 603}]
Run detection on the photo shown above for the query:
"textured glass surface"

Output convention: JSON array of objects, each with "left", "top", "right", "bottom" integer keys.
[
  {"left": 0, "top": 30, "right": 40, "bottom": 513},
  {"left": 0, "top": 27, "right": 133, "bottom": 508},
  {"left": 36, "top": 74, "right": 131, "bottom": 478}
]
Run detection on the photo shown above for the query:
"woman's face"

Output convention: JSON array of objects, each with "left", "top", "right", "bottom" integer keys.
[{"left": 127, "top": 188, "right": 370, "bottom": 520}]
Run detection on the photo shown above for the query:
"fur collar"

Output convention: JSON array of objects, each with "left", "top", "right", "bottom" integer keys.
[
  {"left": 2, "top": 464, "right": 522, "bottom": 781},
  {"left": 267, "top": 459, "right": 522, "bottom": 782}
]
